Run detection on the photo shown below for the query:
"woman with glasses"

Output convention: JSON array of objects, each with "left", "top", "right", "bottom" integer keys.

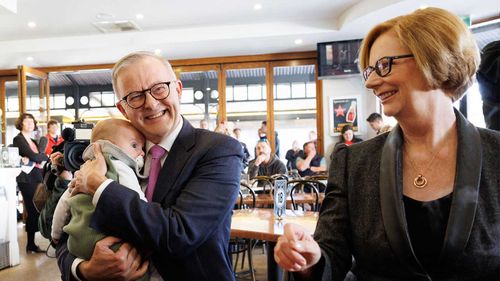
[{"left": 274, "top": 7, "right": 500, "bottom": 280}]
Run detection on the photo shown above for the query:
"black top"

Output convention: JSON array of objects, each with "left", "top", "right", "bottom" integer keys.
[{"left": 403, "top": 193, "right": 453, "bottom": 274}]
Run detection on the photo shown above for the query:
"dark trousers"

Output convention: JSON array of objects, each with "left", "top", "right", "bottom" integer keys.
[{"left": 17, "top": 168, "right": 42, "bottom": 233}]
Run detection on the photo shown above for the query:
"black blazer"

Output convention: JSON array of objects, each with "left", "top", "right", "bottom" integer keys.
[
  {"left": 313, "top": 111, "right": 500, "bottom": 281},
  {"left": 58, "top": 118, "right": 243, "bottom": 281},
  {"left": 13, "top": 133, "right": 48, "bottom": 184}
]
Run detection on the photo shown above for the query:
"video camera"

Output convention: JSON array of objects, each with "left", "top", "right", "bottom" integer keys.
[{"left": 51, "top": 120, "right": 93, "bottom": 173}]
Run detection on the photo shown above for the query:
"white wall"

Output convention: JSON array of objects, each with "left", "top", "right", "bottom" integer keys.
[{"left": 321, "top": 76, "right": 378, "bottom": 164}]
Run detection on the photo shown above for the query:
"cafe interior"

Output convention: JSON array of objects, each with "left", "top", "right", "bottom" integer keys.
[{"left": 0, "top": 0, "right": 498, "bottom": 280}]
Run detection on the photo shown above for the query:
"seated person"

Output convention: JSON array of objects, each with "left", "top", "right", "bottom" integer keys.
[
  {"left": 248, "top": 139, "right": 287, "bottom": 181},
  {"left": 285, "top": 140, "right": 303, "bottom": 172},
  {"left": 296, "top": 141, "right": 327, "bottom": 191},
  {"left": 51, "top": 118, "right": 149, "bottom": 280},
  {"left": 332, "top": 124, "right": 364, "bottom": 157}
]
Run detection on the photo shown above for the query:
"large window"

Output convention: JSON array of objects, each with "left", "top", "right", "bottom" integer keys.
[{"left": 272, "top": 63, "right": 317, "bottom": 163}]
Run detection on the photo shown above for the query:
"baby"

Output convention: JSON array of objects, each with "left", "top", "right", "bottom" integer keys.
[{"left": 51, "top": 118, "right": 148, "bottom": 279}]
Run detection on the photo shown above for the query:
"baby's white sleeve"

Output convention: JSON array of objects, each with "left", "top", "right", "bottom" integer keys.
[{"left": 51, "top": 188, "right": 72, "bottom": 240}]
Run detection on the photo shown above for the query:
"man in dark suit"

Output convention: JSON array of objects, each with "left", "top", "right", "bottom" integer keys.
[{"left": 57, "top": 52, "right": 243, "bottom": 281}]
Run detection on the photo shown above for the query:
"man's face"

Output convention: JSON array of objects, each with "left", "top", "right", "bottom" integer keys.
[
  {"left": 256, "top": 141, "right": 271, "bottom": 157},
  {"left": 200, "top": 120, "right": 208, "bottom": 129},
  {"left": 234, "top": 129, "right": 241, "bottom": 139},
  {"left": 304, "top": 143, "right": 315, "bottom": 155},
  {"left": 369, "top": 120, "right": 382, "bottom": 131},
  {"left": 261, "top": 123, "right": 267, "bottom": 134},
  {"left": 116, "top": 57, "right": 183, "bottom": 144}
]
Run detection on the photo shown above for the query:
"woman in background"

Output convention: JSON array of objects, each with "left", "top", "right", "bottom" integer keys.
[
  {"left": 332, "top": 124, "right": 363, "bottom": 155},
  {"left": 13, "top": 113, "right": 49, "bottom": 253},
  {"left": 275, "top": 7, "right": 500, "bottom": 280}
]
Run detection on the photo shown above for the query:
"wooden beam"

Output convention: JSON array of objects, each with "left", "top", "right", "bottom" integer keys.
[
  {"left": 31, "top": 51, "right": 317, "bottom": 73},
  {"left": 265, "top": 62, "right": 275, "bottom": 154},
  {"left": 17, "top": 66, "right": 27, "bottom": 113},
  {"left": 172, "top": 51, "right": 317, "bottom": 66},
  {"left": 217, "top": 66, "right": 226, "bottom": 124},
  {"left": 315, "top": 67, "right": 324, "bottom": 156},
  {"left": 0, "top": 80, "right": 6, "bottom": 145},
  {"left": 45, "top": 78, "right": 51, "bottom": 121},
  {"left": 24, "top": 65, "right": 48, "bottom": 79}
]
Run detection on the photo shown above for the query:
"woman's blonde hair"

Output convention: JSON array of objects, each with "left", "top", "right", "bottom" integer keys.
[{"left": 359, "top": 7, "right": 479, "bottom": 101}]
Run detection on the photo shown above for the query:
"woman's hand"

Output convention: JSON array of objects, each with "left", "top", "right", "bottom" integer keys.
[
  {"left": 21, "top": 157, "right": 30, "bottom": 165},
  {"left": 274, "top": 223, "right": 321, "bottom": 272}
]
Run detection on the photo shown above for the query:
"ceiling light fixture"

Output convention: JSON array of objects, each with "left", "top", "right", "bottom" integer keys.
[
  {"left": 136, "top": 14, "right": 144, "bottom": 20},
  {"left": 26, "top": 57, "right": 34, "bottom": 61},
  {"left": 154, "top": 49, "right": 162, "bottom": 55},
  {"left": 96, "top": 13, "right": 114, "bottom": 20},
  {"left": 254, "top": 3, "right": 262, "bottom": 10},
  {"left": 295, "top": 39, "right": 303, "bottom": 45},
  {"left": 27, "top": 21, "right": 37, "bottom": 28}
]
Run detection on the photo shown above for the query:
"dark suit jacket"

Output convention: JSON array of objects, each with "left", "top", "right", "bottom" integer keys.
[
  {"left": 13, "top": 133, "right": 48, "bottom": 184},
  {"left": 57, "top": 118, "right": 242, "bottom": 281},
  {"left": 311, "top": 111, "right": 500, "bottom": 281}
]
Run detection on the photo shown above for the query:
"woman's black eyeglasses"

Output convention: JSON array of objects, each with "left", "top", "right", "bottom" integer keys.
[
  {"left": 363, "top": 54, "right": 414, "bottom": 81},
  {"left": 121, "top": 81, "right": 175, "bottom": 109}
]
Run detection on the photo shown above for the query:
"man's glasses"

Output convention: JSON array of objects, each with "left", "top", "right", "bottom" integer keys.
[
  {"left": 362, "top": 54, "right": 414, "bottom": 81},
  {"left": 121, "top": 81, "right": 175, "bottom": 109}
]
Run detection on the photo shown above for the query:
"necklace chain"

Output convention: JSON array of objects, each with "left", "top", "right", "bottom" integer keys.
[{"left": 404, "top": 143, "right": 446, "bottom": 189}]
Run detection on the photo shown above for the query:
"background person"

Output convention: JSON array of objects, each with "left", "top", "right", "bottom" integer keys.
[
  {"left": 233, "top": 127, "right": 250, "bottom": 170},
  {"left": 13, "top": 113, "right": 49, "bottom": 253},
  {"left": 296, "top": 141, "right": 327, "bottom": 178},
  {"left": 285, "top": 140, "right": 303, "bottom": 172},
  {"left": 45, "top": 119, "right": 64, "bottom": 155},
  {"left": 366, "top": 112, "right": 392, "bottom": 135},
  {"left": 331, "top": 124, "right": 364, "bottom": 156},
  {"left": 247, "top": 139, "right": 286, "bottom": 179},
  {"left": 477, "top": 40, "right": 500, "bottom": 131},
  {"left": 274, "top": 8, "right": 500, "bottom": 280}
]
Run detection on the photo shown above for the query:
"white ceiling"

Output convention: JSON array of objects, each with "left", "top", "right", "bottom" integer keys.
[{"left": 0, "top": 0, "right": 498, "bottom": 69}]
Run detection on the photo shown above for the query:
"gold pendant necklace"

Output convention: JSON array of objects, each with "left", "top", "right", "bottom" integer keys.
[{"left": 404, "top": 144, "right": 446, "bottom": 189}]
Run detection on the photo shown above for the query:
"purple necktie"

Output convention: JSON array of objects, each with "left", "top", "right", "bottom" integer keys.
[{"left": 146, "top": 145, "right": 167, "bottom": 201}]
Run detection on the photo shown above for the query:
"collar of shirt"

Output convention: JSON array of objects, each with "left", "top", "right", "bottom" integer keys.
[{"left": 142, "top": 116, "right": 183, "bottom": 177}]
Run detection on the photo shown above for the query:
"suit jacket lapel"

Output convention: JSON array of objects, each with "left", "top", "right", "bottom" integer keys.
[
  {"left": 152, "top": 117, "right": 196, "bottom": 202},
  {"left": 380, "top": 126, "right": 429, "bottom": 278},
  {"left": 440, "top": 109, "right": 481, "bottom": 263}
]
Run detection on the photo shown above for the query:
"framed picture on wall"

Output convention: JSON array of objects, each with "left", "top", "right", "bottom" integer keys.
[{"left": 329, "top": 96, "right": 361, "bottom": 136}]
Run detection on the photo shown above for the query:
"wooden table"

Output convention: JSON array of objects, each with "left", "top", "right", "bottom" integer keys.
[
  {"left": 231, "top": 209, "right": 318, "bottom": 281},
  {"left": 241, "top": 193, "right": 325, "bottom": 207}
]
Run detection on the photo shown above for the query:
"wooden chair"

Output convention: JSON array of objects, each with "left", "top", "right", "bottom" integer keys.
[
  {"left": 230, "top": 182, "right": 257, "bottom": 281},
  {"left": 287, "top": 179, "right": 324, "bottom": 212}
]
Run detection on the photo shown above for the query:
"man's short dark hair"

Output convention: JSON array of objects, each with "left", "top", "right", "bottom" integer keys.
[
  {"left": 366, "top": 113, "right": 383, "bottom": 122},
  {"left": 261, "top": 121, "right": 267, "bottom": 126},
  {"left": 47, "top": 119, "right": 59, "bottom": 127},
  {"left": 303, "top": 141, "right": 316, "bottom": 150}
]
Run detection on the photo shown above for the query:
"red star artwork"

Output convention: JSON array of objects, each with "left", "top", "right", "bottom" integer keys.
[{"left": 335, "top": 105, "right": 345, "bottom": 117}]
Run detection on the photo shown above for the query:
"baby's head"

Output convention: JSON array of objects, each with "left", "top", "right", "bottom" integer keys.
[{"left": 92, "top": 118, "right": 145, "bottom": 159}]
